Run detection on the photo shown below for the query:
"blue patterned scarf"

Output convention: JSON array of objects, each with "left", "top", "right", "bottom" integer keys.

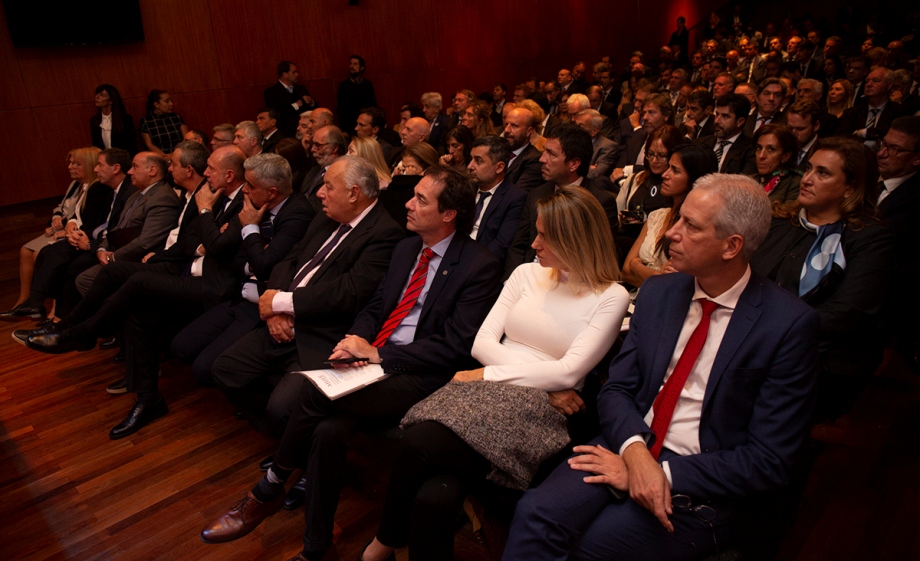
[{"left": 798, "top": 208, "right": 847, "bottom": 297}]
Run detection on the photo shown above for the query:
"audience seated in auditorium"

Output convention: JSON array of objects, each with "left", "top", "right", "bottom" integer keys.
[
  {"left": 751, "top": 123, "right": 803, "bottom": 203},
  {"left": 699, "top": 93, "right": 756, "bottom": 175},
  {"left": 256, "top": 108, "right": 284, "bottom": 153}
]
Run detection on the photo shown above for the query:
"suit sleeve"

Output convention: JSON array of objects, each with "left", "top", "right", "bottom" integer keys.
[
  {"left": 514, "top": 157, "right": 545, "bottom": 193},
  {"left": 243, "top": 200, "right": 313, "bottom": 281},
  {"left": 666, "top": 308, "right": 820, "bottom": 497},
  {"left": 112, "top": 195, "right": 180, "bottom": 261},
  {"left": 589, "top": 141, "right": 618, "bottom": 179},
  {"left": 484, "top": 188, "right": 527, "bottom": 264},
  {"left": 194, "top": 203, "right": 244, "bottom": 263},
  {"left": 377, "top": 249, "right": 502, "bottom": 377},
  {"left": 502, "top": 194, "right": 535, "bottom": 280}
]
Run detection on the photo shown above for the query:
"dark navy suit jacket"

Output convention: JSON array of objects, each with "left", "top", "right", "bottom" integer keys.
[
  {"left": 349, "top": 233, "right": 501, "bottom": 391},
  {"left": 598, "top": 271, "right": 819, "bottom": 503},
  {"left": 474, "top": 177, "right": 528, "bottom": 265}
]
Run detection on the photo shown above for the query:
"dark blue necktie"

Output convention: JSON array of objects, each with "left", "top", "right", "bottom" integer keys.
[{"left": 288, "top": 224, "right": 352, "bottom": 290}]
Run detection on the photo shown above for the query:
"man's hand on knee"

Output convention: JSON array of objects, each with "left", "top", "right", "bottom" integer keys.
[
  {"left": 622, "top": 441, "right": 673, "bottom": 532},
  {"left": 568, "top": 444, "right": 628, "bottom": 491}
]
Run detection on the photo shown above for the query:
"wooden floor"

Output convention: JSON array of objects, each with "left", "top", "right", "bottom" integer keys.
[{"left": 1, "top": 199, "right": 919, "bottom": 560}]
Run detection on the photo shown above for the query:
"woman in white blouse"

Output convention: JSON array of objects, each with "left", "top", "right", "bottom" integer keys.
[{"left": 360, "top": 186, "right": 630, "bottom": 561}]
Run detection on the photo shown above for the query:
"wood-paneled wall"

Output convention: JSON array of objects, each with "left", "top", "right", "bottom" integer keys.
[{"left": 0, "top": 0, "right": 697, "bottom": 207}]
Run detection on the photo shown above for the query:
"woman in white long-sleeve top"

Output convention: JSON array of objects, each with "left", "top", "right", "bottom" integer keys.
[{"left": 359, "top": 186, "right": 630, "bottom": 561}]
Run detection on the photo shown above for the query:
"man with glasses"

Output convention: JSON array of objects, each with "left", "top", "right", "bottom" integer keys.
[
  {"left": 210, "top": 124, "right": 235, "bottom": 151},
  {"left": 503, "top": 174, "right": 819, "bottom": 561}
]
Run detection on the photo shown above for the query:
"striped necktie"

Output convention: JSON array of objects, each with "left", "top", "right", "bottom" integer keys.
[{"left": 373, "top": 248, "right": 435, "bottom": 347}]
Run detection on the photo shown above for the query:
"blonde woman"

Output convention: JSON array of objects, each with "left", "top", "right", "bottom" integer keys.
[{"left": 348, "top": 136, "right": 392, "bottom": 189}]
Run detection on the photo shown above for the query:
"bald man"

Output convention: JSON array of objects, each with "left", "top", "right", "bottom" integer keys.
[{"left": 388, "top": 117, "right": 430, "bottom": 168}]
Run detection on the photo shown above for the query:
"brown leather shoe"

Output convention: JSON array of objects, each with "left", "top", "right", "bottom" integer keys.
[{"left": 200, "top": 492, "right": 284, "bottom": 543}]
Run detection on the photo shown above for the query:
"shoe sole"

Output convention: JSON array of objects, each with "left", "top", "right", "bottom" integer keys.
[
  {"left": 11, "top": 332, "right": 28, "bottom": 346},
  {"left": 106, "top": 385, "right": 128, "bottom": 395},
  {"left": 0, "top": 314, "right": 43, "bottom": 322}
]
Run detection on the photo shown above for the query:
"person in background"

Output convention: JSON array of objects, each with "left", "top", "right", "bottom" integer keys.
[
  {"left": 90, "top": 84, "right": 136, "bottom": 154},
  {"left": 139, "top": 89, "right": 188, "bottom": 157}
]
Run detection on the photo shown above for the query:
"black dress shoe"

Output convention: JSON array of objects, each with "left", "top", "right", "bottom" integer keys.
[
  {"left": 0, "top": 304, "right": 45, "bottom": 321},
  {"left": 109, "top": 399, "right": 168, "bottom": 440},
  {"left": 259, "top": 455, "right": 274, "bottom": 472},
  {"left": 12, "top": 321, "right": 60, "bottom": 345},
  {"left": 284, "top": 476, "right": 308, "bottom": 510},
  {"left": 113, "top": 350, "right": 125, "bottom": 364},
  {"left": 99, "top": 337, "right": 118, "bottom": 350},
  {"left": 26, "top": 330, "right": 95, "bottom": 354},
  {"left": 106, "top": 378, "right": 128, "bottom": 395}
]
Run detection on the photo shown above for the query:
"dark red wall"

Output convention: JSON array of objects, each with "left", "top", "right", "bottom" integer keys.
[{"left": 0, "top": 0, "right": 709, "bottom": 207}]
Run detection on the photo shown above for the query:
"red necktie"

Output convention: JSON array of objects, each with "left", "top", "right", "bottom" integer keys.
[
  {"left": 649, "top": 299, "right": 719, "bottom": 460},
  {"left": 372, "top": 248, "right": 435, "bottom": 347}
]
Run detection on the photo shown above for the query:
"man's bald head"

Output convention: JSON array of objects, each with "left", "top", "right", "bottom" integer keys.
[
  {"left": 308, "top": 108, "right": 334, "bottom": 135},
  {"left": 400, "top": 117, "right": 430, "bottom": 147}
]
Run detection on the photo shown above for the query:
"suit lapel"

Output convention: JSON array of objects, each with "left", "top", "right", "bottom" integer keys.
[
  {"left": 650, "top": 277, "right": 695, "bottom": 390},
  {"left": 702, "top": 277, "right": 763, "bottom": 413},
  {"left": 309, "top": 204, "right": 382, "bottom": 284},
  {"left": 479, "top": 179, "right": 509, "bottom": 225}
]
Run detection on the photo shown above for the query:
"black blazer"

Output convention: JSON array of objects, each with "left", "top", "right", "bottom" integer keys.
[
  {"left": 379, "top": 175, "right": 421, "bottom": 234},
  {"left": 698, "top": 134, "right": 757, "bottom": 175},
  {"left": 427, "top": 113, "right": 449, "bottom": 152},
  {"left": 503, "top": 177, "right": 619, "bottom": 280},
  {"left": 615, "top": 129, "right": 648, "bottom": 168},
  {"left": 742, "top": 111, "right": 786, "bottom": 139},
  {"left": 78, "top": 181, "right": 116, "bottom": 237},
  {"left": 349, "top": 233, "right": 501, "bottom": 390},
  {"left": 750, "top": 216, "right": 894, "bottom": 380},
  {"left": 474, "top": 177, "right": 528, "bottom": 265},
  {"left": 90, "top": 112, "right": 137, "bottom": 154},
  {"left": 836, "top": 102, "right": 902, "bottom": 140},
  {"left": 505, "top": 144, "right": 544, "bottom": 193},
  {"left": 267, "top": 202, "right": 405, "bottom": 370},
  {"left": 240, "top": 192, "right": 315, "bottom": 284},
  {"left": 261, "top": 130, "right": 285, "bottom": 154},
  {"left": 186, "top": 190, "right": 247, "bottom": 307},
  {"left": 94, "top": 177, "right": 137, "bottom": 241},
  {"left": 264, "top": 82, "right": 315, "bottom": 137}
]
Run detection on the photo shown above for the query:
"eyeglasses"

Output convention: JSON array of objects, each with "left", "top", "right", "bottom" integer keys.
[
  {"left": 878, "top": 140, "right": 917, "bottom": 157},
  {"left": 670, "top": 494, "right": 722, "bottom": 560},
  {"left": 647, "top": 152, "right": 670, "bottom": 161}
]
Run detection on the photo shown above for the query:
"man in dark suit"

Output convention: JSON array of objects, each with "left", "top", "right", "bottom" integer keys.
[
  {"left": 876, "top": 117, "right": 920, "bottom": 365},
  {"left": 256, "top": 108, "right": 285, "bottom": 153},
  {"left": 699, "top": 94, "right": 757, "bottom": 175},
  {"left": 336, "top": 55, "right": 376, "bottom": 137},
  {"left": 614, "top": 93, "right": 673, "bottom": 172},
  {"left": 490, "top": 83, "right": 508, "bottom": 129},
  {"left": 742, "top": 78, "right": 787, "bottom": 138},
  {"left": 354, "top": 107, "right": 394, "bottom": 162},
  {"left": 210, "top": 155, "right": 404, "bottom": 431},
  {"left": 845, "top": 56, "right": 870, "bottom": 106},
  {"left": 23, "top": 146, "right": 249, "bottom": 438},
  {"left": 301, "top": 125, "right": 348, "bottom": 212},
  {"left": 837, "top": 67, "right": 902, "bottom": 144},
  {"left": 199, "top": 167, "right": 502, "bottom": 561},
  {"left": 264, "top": 61, "right": 316, "bottom": 138},
  {"left": 504, "top": 175, "right": 819, "bottom": 561},
  {"left": 172, "top": 153, "right": 314, "bottom": 385},
  {"left": 786, "top": 100, "right": 822, "bottom": 172},
  {"left": 467, "top": 135, "right": 527, "bottom": 265},
  {"left": 503, "top": 107, "right": 544, "bottom": 192},
  {"left": 681, "top": 90, "right": 715, "bottom": 140},
  {"left": 421, "top": 92, "right": 449, "bottom": 152},
  {"left": 504, "top": 124, "right": 618, "bottom": 280}
]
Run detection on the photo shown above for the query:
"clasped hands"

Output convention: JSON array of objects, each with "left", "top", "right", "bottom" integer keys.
[{"left": 569, "top": 441, "right": 675, "bottom": 532}]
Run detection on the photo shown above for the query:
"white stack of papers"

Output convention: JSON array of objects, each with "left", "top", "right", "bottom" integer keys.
[{"left": 297, "top": 364, "right": 389, "bottom": 400}]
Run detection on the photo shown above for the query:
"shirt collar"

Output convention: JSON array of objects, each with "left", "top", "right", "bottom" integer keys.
[
  {"left": 693, "top": 266, "right": 751, "bottom": 310},
  {"left": 426, "top": 230, "right": 455, "bottom": 258}
]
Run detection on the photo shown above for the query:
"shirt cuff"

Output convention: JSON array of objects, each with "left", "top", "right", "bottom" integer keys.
[
  {"left": 662, "top": 461, "right": 673, "bottom": 487},
  {"left": 241, "top": 224, "right": 260, "bottom": 239},
  {"left": 619, "top": 434, "right": 648, "bottom": 457},
  {"left": 272, "top": 291, "right": 295, "bottom": 315}
]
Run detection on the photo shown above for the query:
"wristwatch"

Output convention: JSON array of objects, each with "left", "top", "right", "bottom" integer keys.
[{"left": 199, "top": 208, "right": 212, "bottom": 215}]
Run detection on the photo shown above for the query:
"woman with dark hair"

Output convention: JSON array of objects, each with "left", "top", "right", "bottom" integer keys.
[
  {"left": 751, "top": 136, "right": 894, "bottom": 420},
  {"left": 438, "top": 126, "right": 475, "bottom": 171},
  {"left": 359, "top": 186, "right": 629, "bottom": 561},
  {"left": 821, "top": 56, "right": 845, "bottom": 90},
  {"left": 616, "top": 125, "right": 685, "bottom": 236},
  {"left": 139, "top": 89, "right": 188, "bottom": 156},
  {"left": 620, "top": 143, "right": 719, "bottom": 287},
  {"left": 90, "top": 84, "right": 136, "bottom": 154},
  {"left": 751, "top": 123, "right": 801, "bottom": 203}
]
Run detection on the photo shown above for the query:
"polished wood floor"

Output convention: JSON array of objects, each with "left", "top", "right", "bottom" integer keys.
[{"left": 1, "top": 199, "right": 918, "bottom": 560}]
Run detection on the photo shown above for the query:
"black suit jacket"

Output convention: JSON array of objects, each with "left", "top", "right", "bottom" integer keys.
[
  {"left": 264, "top": 82, "right": 315, "bottom": 138},
  {"left": 475, "top": 177, "right": 528, "bottom": 265},
  {"left": 427, "top": 113, "right": 449, "bottom": 153},
  {"left": 836, "top": 102, "right": 902, "bottom": 140},
  {"left": 90, "top": 112, "right": 137, "bottom": 155},
  {"left": 506, "top": 144, "right": 544, "bottom": 193},
  {"left": 503, "top": 177, "right": 619, "bottom": 280},
  {"left": 261, "top": 130, "right": 285, "bottom": 154},
  {"left": 185, "top": 190, "right": 247, "bottom": 307},
  {"left": 94, "top": 177, "right": 137, "bottom": 241},
  {"left": 240, "top": 193, "right": 315, "bottom": 286},
  {"left": 349, "top": 233, "right": 501, "bottom": 390},
  {"left": 699, "top": 134, "right": 757, "bottom": 175},
  {"left": 878, "top": 172, "right": 920, "bottom": 313},
  {"left": 742, "top": 111, "right": 786, "bottom": 139},
  {"left": 267, "top": 202, "right": 405, "bottom": 370},
  {"left": 615, "top": 129, "right": 648, "bottom": 168}
]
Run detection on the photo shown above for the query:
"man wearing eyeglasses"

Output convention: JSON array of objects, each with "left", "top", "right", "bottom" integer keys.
[
  {"left": 877, "top": 117, "right": 920, "bottom": 369},
  {"left": 503, "top": 175, "right": 820, "bottom": 561}
]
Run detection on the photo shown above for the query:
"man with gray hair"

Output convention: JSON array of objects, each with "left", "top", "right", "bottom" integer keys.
[
  {"left": 301, "top": 125, "right": 348, "bottom": 207},
  {"left": 172, "top": 152, "right": 315, "bottom": 385},
  {"left": 504, "top": 173, "right": 820, "bottom": 561},
  {"left": 837, "top": 67, "right": 903, "bottom": 144},
  {"left": 421, "top": 92, "right": 448, "bottom": 150},
  {"left": 210, "top": 155, "right": 405, "bottom": 433},
  {"left": 211, "top": 123, "right": 235, "bottom": 150},
  {"left": 233, "top": 120, "right": 263, "bottom": 158},
  {"left": 574, "top": 109, "right": 618, "bottom": 178}
]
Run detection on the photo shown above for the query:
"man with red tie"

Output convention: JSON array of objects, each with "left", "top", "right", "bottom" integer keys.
[
  {"left": 502, "top": 175, "right": 820, "bottom": 561},
  {"left": 200, "top": 166, "right": 501, "bottom": 561}
]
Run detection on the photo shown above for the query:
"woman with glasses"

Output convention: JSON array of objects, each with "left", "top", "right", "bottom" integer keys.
[
  {"left": 751, "top": 136, "right": 894, "bottom": 420},
  {"left": 620, "top": 143, "right": 718, "bottom": 288}
]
